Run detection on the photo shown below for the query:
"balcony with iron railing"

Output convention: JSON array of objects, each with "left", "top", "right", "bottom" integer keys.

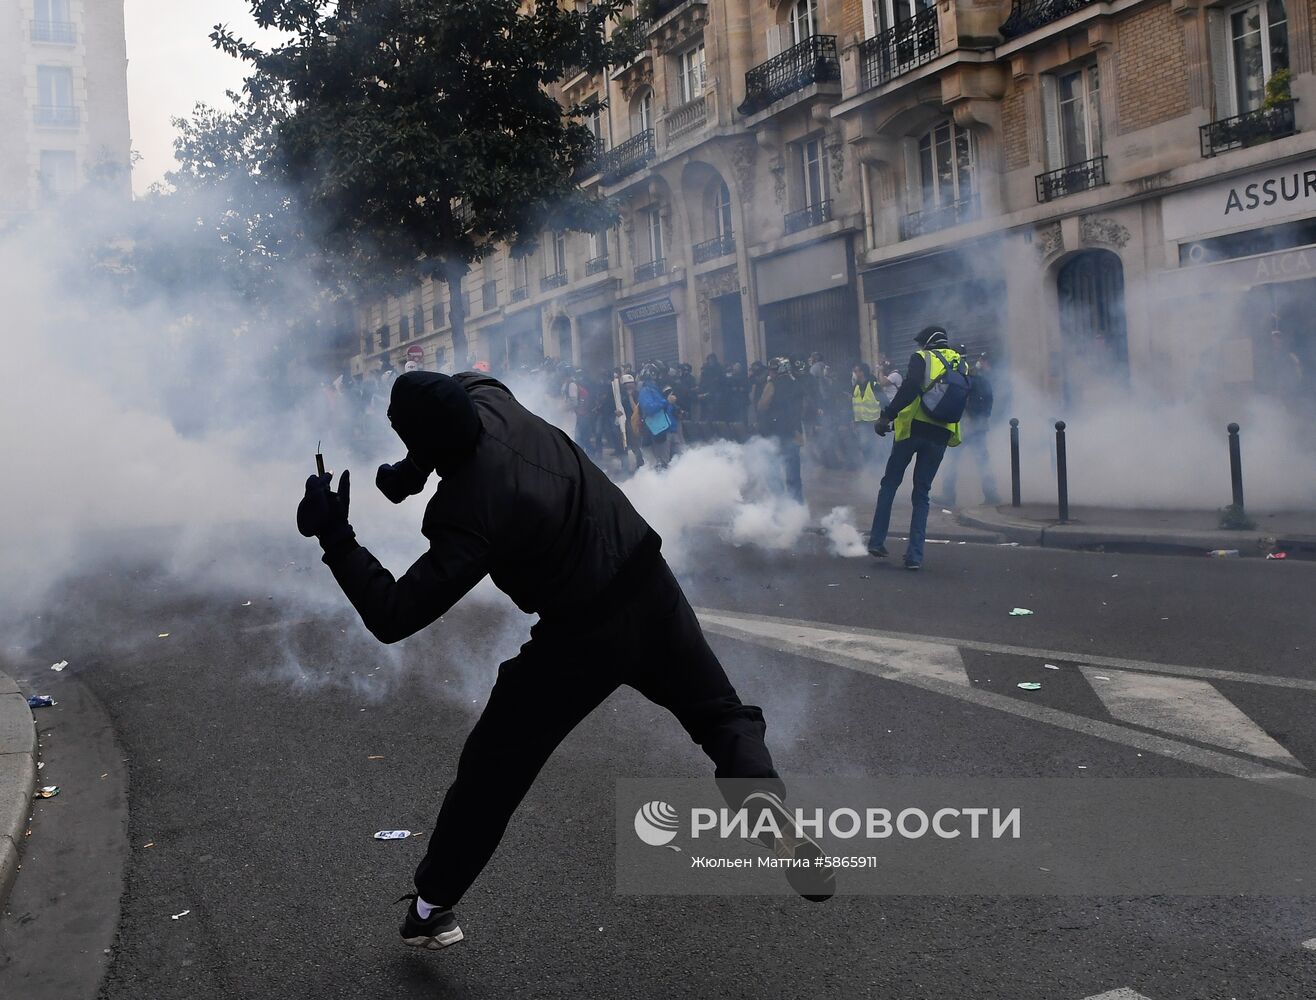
[
  {"left": 31, "top": 19, "right": 76, "bottom": 44},
  {"left": 999, "top": 0, "right": 1100, "bottom": 41},
  {"left": 510, "top": 285, "right": 529, "bottom": 303},
  {"left": 665, "top": 95, "right": 707, "bottom": 141},
  {"left": 784, "top": 199, "right": 833, "bottom": 235},
  {"left": 738, "top": 34, "right": 840, "bottom": 118},
  {"left": 541, "top": 271, "right": 568, "bottom": 291},
  {"left": 586, "top": 255, "right": 611, "bottom": 275},
  {"left": 901, "top": 195, "right": 980, "bottom": 240},
  {"left": 34, "top": 105, "right": 79, "bottom": 128},
  {"left": 1200, "top": 100, "right": 1297, "bottom": 158},
  {"left": 692, "top": 233, "right": 735, "bottom": 264},
  {"left": 1035, "top": 155, "right": 1108, "bottom": 203},
  {"left": 601, "top": 129, "right": 655, "bottom": 184},
  {"left": 859, "top": 9, "right": 940, "bottom": 91},
  {"left": 634, "top": 257, "right": 667, "bottom": 282}
]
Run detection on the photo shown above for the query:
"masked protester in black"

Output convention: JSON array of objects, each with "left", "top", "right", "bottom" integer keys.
[{"left": 297, "top": 371, "right": 833, "bottom": 948}]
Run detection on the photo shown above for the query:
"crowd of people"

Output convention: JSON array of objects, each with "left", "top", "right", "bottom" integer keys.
[{"left": 318, "top": 345, "right": 1002, "bottom": 513}]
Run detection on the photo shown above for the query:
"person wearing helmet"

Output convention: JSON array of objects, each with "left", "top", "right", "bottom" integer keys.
[
  {"left": 296, "top": 370, "right": 834, "bottom": 949},
  {"left": 867, "top": 325, "right": 966, "bottom": 570}
]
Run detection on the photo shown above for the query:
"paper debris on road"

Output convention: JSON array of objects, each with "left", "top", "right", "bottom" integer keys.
[
  {"left": 998, "top": 542, "right": 1019, "bottom": 547},
  {"left": 50, "top": 660, "right": 68, "bottom": 672},
  {"left": 1207, "top": 549, "right": 1240, "bottom": 558},
  {"left": 367, "top": 755, "right": 385, "bottom": 760},
  {"left": 36, "top": 785, "right": 59, "bottom": 798},
  {"left": 1043, "top": 664, "right": 1059, "bottom": 671},
  {"left": 941, "top": 509, "right": 953, "bottom": 514},
  {"left": 1016, "top": 682, "right": 1042, "bottom": 691},
  {"left": 241, "top": 600, "right": 253, "bottom": 606},
  {"left": 143, "top": 842, "right": 154, "bottom": 849},
  {"left": 27, "top": 695, "right": 56, "bottom": 708},
  {"left": 157, "top": 633, "right": 170, "bottom": 638},
  {"left": 1094, "top": 675, "right": 1111, "bottom": 681},
  {"left": 171, "top": 910, "right": 190, "bottom": 920},
  {"left": 1008, "top": 608, "right": 1034, "bottom": 616},
  {"left": 374, "top": 830, "right": 411, "bottom": 840},
  {"left": 1266, "top": 552, "right": 1288, "bottom": 560}
]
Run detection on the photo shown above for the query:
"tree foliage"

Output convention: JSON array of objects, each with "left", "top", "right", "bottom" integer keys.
[{"left": 213, "top": 0, "right": 640, "bottom": 353}]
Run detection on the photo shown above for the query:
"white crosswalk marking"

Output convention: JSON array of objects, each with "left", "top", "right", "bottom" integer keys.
[
  {"left": 1081, "top": 990, "right": 1155, "bottom": 1000},
  {"left": 698, "top": 607, "right": 1316, "bottom": 789},
  {"left": 1081, "top": 668, "right": 1302, "bottom": 767}
]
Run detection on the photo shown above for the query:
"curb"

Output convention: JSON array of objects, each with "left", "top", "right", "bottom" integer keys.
[
  {"left": 956, "top": 507, "right": 1280, "bottom": 555},
  {"left": 0, "top": 670, "right": 37, "bottom": 909}
]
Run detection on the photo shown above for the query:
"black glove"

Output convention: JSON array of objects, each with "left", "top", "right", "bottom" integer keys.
[
  {"left": 297, "top": 471, "right": 355, "bottom": 552},
  {"left": 375, "top": 455, "right": 430, "bottom": 504},
  {"left": 874, "top": 415, "right": 891, "bottom": 438}
]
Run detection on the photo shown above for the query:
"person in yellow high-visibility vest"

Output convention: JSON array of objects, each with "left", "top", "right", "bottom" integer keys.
[{"left": 867, "top": 326, "right": 963, "bottom": 570}]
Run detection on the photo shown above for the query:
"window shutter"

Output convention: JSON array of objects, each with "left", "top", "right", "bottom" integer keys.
[
  {"left": 1040, "top": 74, "right": 1062, "bottom": 171},
  {"left": 1206, "top": 9, "right": 1233, "bottom": 119},
  {"left": 902, "top": 139, "right": 921, "bottom": 214}
]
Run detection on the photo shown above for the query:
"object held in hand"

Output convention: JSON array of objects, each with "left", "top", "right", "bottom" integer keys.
[{"left": 316, "top": 441, "right": 326, "bottom": 478}]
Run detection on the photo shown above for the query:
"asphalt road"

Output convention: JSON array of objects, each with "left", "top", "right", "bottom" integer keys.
[{"left": 3, "top": 534, "right": 1316, "bottom": 1000}]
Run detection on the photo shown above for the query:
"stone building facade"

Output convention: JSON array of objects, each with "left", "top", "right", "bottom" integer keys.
[
  {"left": 0, "top": 0, "right": 132, "bottom": 225},
  {"left": 352, "top": 0, "right": 1316, "bottom": 403}
]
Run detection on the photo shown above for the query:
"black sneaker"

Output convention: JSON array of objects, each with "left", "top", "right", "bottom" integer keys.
[
  {"left": 867, "top": 545, "right": 889, "bottom": 558},
  {"left": 742, "top": 791, "right": 836, "bottom": 903},
  {"left": 397, "top": 894, "right": 464, "bottom": 950},
  {"left": 903, "top": 560, "right": 921, "bottom": 571}
]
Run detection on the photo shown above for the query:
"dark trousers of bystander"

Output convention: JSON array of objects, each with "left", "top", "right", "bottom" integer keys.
[
  {"left": 868, "top": 434, "right": 948, "bottom": 566},
  {"left": 413, "top": 558, "right": 783, "bottom": 907}
]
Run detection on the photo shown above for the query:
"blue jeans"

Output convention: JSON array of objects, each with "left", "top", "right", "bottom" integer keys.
[
  {"left": 868, "top": 434, "right": 948, "bottom": 565},
  {"left": 780, "top": 440, "right": 803, "bottom": 503}
]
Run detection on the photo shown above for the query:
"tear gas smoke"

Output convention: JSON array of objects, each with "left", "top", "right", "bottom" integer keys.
[{"left": 821, "top": 507, "right": 869, "bottom": 557}]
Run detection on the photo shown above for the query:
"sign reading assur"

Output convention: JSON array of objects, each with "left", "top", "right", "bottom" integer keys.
[{"left": 1163, "top": 158, "right": 1316, "bottom": 242}]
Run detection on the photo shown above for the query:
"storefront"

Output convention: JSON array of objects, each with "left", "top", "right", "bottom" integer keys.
[
  {"left": 861, "top": 242, "right": 1006, "bottom": 363},
  {"left": 620, "top": 295, "right": 680, "bottom": 367},
  {"left": 1159, "top": 157, "right": 1316, "bottom": 394},
  {"left": 498, "top": 306, "right": 543, "bottom": 371},
  {"left": 755, "top": 237, "right": 860, "bottom": 364}
]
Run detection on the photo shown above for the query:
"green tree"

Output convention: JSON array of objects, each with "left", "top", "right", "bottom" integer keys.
[{"left": 215, "top": 0, "right": 639, "bottom": 364}]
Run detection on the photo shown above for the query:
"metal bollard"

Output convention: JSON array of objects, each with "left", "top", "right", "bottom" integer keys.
[
  {"left": 1227, "top": 422, "right": 1245, "bottom": 512},
  {"left": 1055, "top": 420, "right": 1069, "bottom": 523},
  {"left": 1009, "top": 418, "right": 1021, "bottom": 508}
]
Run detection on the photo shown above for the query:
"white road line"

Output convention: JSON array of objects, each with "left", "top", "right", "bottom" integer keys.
[
  {"left": 1081, "top": 990, "right": 1155, "bottom": 1000},
  {"left": 1082, "top": 668, "right": 1302, "bottom": 767},
  {"left": 697, "top": 609, "right": 1316, "bottom": 794},
  {"left": 694, "top": 606, "right": 1316, "bottom": 693}
]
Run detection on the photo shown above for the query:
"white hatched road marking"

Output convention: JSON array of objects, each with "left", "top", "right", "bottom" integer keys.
[
  {"left": 1081, "top": 667, "right": 1302, "bottom": 766},
  {"left": 697, "top": 608, "right": 1316, "bottom": 793},
  {"left": 1081, "top": 991, "right": 1155, "bottom": 1000}
]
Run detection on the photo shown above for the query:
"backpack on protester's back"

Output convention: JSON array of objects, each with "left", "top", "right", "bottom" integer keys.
[{"left": 919, "top": 349, "right": 972, "bottom": 424}]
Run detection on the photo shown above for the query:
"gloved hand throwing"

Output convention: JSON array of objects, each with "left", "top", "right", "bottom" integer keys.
[
  {"left": 375, "top": 455, "right": 430, "bottom": 504},
  {"left": 297, "top": 471, "right": 355, "bottom": 551},
  {"left": 874, "top": 415, "right": 891, "bottom": 438}
]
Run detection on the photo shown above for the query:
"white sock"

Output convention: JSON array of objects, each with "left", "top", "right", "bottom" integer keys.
[{"left": 416, "top": 897, "right": 440, "bottom": 919}]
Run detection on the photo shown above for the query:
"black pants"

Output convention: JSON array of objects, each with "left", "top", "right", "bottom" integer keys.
[{"left": 414, "top": 558, "right": 781, "bottom": 906}]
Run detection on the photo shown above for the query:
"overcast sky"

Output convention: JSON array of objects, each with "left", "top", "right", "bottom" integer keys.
[{"left": 125, "top": 1, "right": 275, "bottom": 194}]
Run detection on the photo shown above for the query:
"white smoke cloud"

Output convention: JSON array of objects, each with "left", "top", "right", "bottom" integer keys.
[{"left": 820, "top": 506, "right": 868, "bottom": 557}]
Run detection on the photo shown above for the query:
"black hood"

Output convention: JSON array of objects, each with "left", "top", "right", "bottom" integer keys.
[{"left": 387, "top": 372, "right": 482, "bottom": 476}]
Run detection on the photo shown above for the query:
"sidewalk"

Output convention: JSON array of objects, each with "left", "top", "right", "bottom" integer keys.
[
  {"left": 959, "top": 503, "right": 1316, "bottom": 556},
  {"left": 0, "top": 669, "right": 37, "bottom": 907}
]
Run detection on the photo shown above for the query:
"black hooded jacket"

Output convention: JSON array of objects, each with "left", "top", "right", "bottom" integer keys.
[{"left": 324, "top": 372, "right": 660, "bottom": 643}]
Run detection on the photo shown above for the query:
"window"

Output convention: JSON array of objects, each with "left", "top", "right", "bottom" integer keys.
[
  {"left": 1043, "top": 64, "right": 1102, "bottom": 169},
  {"left": 917, "top": 121, "right": 974, "bottom": 210},
  {"left": 587, "top": 97, "right": 606, "bottom": 147},
  {"left": 378, "top": 324, "right": 391, "bottom": 351},
  {"left": 36, "top": 0, "right": 71, "bottom": 19},
  {"left": 634, "top": 89, "right": 653, "bottom": 133},
  {"left": 37, "top": 66, "right": 73, "bottom": 108},
  {"left": 801, "top": 137, "right": 828, "bottom": 209},
  {"left": 875, "top": 0, "right": 935, "bottom": 32},
  {"left": 646, "top": 206, "right": 664, "bottom": 263},
  {"left": 513, "top": 255, "right": 529, "bottom": 290},
  {"left": 552, "top": 231, "right": 568, "bottom": 276},
  {"left": 679, "top": 43, "right": 705, "bottom": 104},
  {"left": 588, "top": 228, "right": 607, "bottom": 260},
  {"left": 38, "top": 150, "right": 76, "bottom": 201},
  {"left": 790, "top": 0, "right": 818, "bottom": 44},
  {"left": 714, "top": 180, "right": 734, "bottom": 239},
  {"left": 432, "top": 300, "right": 445, "bottom": 329},
  {"left": 1227, "top": 0, "right": 1289, "bottom": 114},
  {"left": 413, "top": 303, "right": 424, "bottom": 336},
  {"left": 399, "top": 314, "right": 411, "bottom": 340}
]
